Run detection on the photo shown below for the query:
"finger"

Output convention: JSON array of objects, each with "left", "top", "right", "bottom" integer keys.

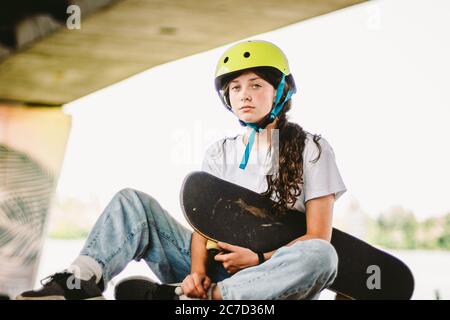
[
  {"left": 192, "top": 274, "right": 207, "bottom": 298},
  {"left": 180, "top": 282, "right": 188, "bottom": 295},
  {"left": 214, "top": 252, "right": 229, "bottom": 262},
  {"left": 217, "top": 241, "right": 237, "bottom": 251},
  {"left": 180, "top": 275, "right": 190, "bottom": 292},
  {"left": 203, "top": 277, "right": 211, "bottom": 290},
  {"left": 184, "top": 282, "right": 201, "bottom": 298},
  {"left": 183, "top": 278, "right": 196, "bottom": 295}
]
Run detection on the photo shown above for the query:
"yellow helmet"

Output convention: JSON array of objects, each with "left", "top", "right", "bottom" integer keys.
[
  {"left": 214, "top": 40, "right": 296, "bottom": 93},
  {"left": 213, "top": 40, "right": 297, "bottom": 170}
]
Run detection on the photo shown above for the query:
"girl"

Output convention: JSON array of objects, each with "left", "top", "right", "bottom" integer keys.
[{"left": 17, "top": 40, "right": 346, "bottom": 300}]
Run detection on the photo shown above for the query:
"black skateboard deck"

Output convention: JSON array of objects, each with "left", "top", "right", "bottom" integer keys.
[{"left": 180, "top": 171, "right": 414, "bottom": 300}]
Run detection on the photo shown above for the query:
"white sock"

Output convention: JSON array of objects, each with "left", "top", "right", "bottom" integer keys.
[
  {"left": 67, "top": 255, "right": 103, "bottom": 283},
  {"left": 176, "top": 283, "right": 217, "bottom": 300}
]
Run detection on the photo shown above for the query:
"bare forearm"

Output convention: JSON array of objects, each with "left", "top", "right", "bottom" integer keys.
[{"left": 190, "top": 231, "right": 209, "bottom": 274}]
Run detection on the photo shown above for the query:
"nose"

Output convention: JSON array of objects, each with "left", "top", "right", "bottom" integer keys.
[{"left": 239, "top": 87, "right": 252, "bottom": 102}]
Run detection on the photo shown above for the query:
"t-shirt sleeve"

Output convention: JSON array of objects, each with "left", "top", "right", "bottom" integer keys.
[
  {"left": 303, "top": 137, "right": 347, "bottom": 203},
  {"left": 201, "top": 140, "right": 223, "bottom": 179}
]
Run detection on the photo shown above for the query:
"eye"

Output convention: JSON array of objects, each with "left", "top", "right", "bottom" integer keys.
[
  {"left": 252, "top": 84, "right": 261, "bottom": 88},
  {"left": 231, "top": 85, "right": 240, "bottom": 91}
]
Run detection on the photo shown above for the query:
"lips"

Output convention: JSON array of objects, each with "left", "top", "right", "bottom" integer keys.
[{"left": 240, "top": 105, "right": 254, "bottom": 110}]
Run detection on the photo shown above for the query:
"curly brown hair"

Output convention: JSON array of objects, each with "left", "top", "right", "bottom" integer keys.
[{"left": 220, "top": 67, "right": 323, "bottom": 213}]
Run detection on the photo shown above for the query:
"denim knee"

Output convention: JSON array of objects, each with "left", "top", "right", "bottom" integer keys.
[
  {"left": 116, "top": 187, "right": 154, "bottom": 206},
  {"left": 288, "top": 239, "right": 338, "bottom": 283},
  {"left": 113, "top": 188, "right": 153, "bottom": 222},
  {"left": 116, "top": 187, "right": 144, "bottom": 200},
  {"left": 305, "top": 239, "right": 338, "bottom": 284}
]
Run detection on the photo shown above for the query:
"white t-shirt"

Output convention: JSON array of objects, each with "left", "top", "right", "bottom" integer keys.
[{"left": 201, "top": 131, "right": 347, "bottom": 213}]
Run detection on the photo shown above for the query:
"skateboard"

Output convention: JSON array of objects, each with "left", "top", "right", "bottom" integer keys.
[{"left": 180, "top": 171, "right": 415, "bottom": 300}]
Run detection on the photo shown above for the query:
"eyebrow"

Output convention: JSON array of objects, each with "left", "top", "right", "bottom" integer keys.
[{"left": 230, "top": 77, "right": 261, "bottom": 83}]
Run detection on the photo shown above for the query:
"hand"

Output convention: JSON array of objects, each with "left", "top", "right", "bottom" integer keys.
[
  {"left": 213, "top": 242, "right": 259, "bottom": 275},
  {"left": 180, "top": 272, "right": 211, "bottom": 299}
]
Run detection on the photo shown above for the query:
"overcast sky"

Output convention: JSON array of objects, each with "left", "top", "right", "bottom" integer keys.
[{"left": 61, "top": 0, "right": 450, "bottom": 224}]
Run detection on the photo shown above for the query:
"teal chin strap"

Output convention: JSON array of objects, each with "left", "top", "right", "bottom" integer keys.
[
  {"left": 239, "top": 74, "right": 295, "bottom": 170},
  {"left": 239, "top": 124, "right": 263, "bottom": 169},
  {"left": 269, "top": 74, "right": 294, "bottom": 121}
]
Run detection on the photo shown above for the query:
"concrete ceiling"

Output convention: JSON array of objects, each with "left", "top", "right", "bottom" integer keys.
[{"left": 0, "top": 0, "right": 366, "bottom": 106}]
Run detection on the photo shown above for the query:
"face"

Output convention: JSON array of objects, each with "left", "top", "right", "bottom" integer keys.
[{"left": 227, "top": 71, "right": 276, "bottom": 124}]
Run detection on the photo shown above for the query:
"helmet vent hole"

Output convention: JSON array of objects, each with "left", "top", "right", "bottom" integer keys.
[
  {"left": 243, "top": 52, "right": 250, "bottom": 58},
  {"left": 224, "top": 57, "right": 229, "bottom": 63}
]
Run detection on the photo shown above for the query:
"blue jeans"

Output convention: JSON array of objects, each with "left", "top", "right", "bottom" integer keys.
[{"left": 80, "top": 188, "right": 338, "bottom": 300}]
